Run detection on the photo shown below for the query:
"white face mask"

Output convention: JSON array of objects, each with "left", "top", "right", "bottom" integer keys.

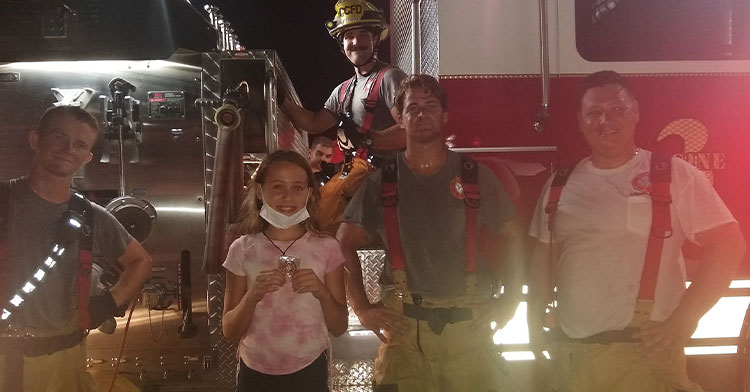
[{"left": 259, "top": 190, "right": 310, "bottom": 230}]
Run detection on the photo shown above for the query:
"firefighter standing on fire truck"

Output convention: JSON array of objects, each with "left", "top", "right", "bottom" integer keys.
[
  {"left": 279, "top": 0, "right": 407, "bottom": 235},
  {"left": 338, "top": 75, "right": 525, "bottom": 391},
  {"left": 527, "top": 71, "right": 746, "bottom": 392},
  {"left": 0, "top": 106, "right": 152, "bottom": 391}
]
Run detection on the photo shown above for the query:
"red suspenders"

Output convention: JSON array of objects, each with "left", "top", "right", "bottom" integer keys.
[
  {"left": 359, "top": 66, "right": 389, "bottom": 138},
  {"left": 639, "top": 154, "right": 673, "bottom": 301},
  {"left": 545, "top": 153, "right": 673, "bottom": 301},
  {"left": 462, "top": 157, "right": 481, "bottom": 274},
  {"left": 338, "top": 77, "right": 352, "bottom": 105},
  {"left": 381, "top": 155, "right": 481, "bottom": 274},
  {"left": 381, "top": 160, "right": 407, "bottom": 270}
]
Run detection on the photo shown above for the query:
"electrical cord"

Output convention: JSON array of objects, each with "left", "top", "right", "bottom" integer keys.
[{"left": 106, "top": 300, "right": 137, "bottom": 392}]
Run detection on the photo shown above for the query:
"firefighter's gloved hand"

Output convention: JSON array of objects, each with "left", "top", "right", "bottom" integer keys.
[
  {"left": 336, "top": 115, "right": 373, "bottom": 152},
  {"left": 88, "top": 290, "right": 122, "bottom": 329},
  {"left": 315, "top": 162, "right": 337, "bottom": 186}
]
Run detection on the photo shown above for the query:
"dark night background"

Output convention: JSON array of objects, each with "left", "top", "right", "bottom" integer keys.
[{"left": 189, "top": 0, "right": 392, "bottom": 111}]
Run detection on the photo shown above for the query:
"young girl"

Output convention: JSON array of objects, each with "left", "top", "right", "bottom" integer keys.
[{"left": 222, "top": 150, "right": 348, "bottom": 392}]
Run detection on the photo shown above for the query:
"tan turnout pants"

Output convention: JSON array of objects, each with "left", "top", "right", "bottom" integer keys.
[
  {"left": 373, "top": 283, "right": 511, "bottom": 392},
  {"left": 550, "top": 301, "right": 704, "bottom": 392}
]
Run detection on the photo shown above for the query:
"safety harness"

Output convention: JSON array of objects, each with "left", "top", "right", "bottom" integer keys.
[
  {"left": 0, "top": 180, "right": 95, "bottom": 330},
  {"left": 380, "top": 155, "right": 482, "bottom": 334},
  {"left": 337, "top": 63, "right": 392, "bottom": 171},
  {"left": 0, "top": 181, "right": 97, "bottom": 391},
  {"left": 545, "top": 153, "right": 673, "bottom": 304}
]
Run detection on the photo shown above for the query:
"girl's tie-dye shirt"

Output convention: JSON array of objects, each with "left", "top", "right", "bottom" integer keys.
[{"left": 223, "top": 231, "right": 345, "bottom": 374}]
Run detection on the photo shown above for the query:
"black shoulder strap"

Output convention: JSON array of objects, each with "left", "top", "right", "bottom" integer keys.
[
  {"left": 459, "top": 155, "right": 480, "bottom": 209},
  {"left": 382, "top": 156, "right": 398, "bottom": 183},
  {"left": 67, "top": 192, "right": 95, "bottom": 251},
  {"left": 459, "top": 155, "right": 479, "bottom": 184},
  {"left": 649, "top": 153, "right": 672, "bottom": 184}
]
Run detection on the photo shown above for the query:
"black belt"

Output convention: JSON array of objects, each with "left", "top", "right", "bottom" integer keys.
[
  {"left": 0, "top": 329, "right": 87, "bottom": 357},
  {"left": 402, "top": 302, "right": 473, "bottom": 335},
  {"left": 552, "top": 327, "right": 640, "bottom": 344}
]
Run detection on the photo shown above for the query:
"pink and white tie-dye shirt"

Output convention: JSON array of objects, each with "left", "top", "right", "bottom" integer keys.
[{"left": 223, "top": 231, "right": 345, "bottom": 375}]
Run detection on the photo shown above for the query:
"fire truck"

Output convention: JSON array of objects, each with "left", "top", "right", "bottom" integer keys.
[{"left": 0, "top": 0, "right": 748, "bottom": 391}]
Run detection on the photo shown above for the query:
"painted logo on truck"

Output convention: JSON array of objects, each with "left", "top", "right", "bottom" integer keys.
[{"left": 657, "top": 118, "right": 726, "bottom": 183}]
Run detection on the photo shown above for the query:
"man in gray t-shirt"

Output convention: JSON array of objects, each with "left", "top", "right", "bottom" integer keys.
[
  {"left": 5, "top": 181, "right": 132, "bottom": 330},
  {"left": 280, "top": 0, "right": 407, "bottom": 234},
  {"left": 0, "top": 106, "right": 152, "bottom": 391},
  {"left": 338, "top": 75, "right": 525, "bottom": 391},
  {"left": 343, "top": 152, "right": 515, "bottom": 298}
]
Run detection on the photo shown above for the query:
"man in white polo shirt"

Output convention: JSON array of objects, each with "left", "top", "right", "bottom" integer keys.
[{"left": 528, "top": 70, "right": 746, "bottom": 391}]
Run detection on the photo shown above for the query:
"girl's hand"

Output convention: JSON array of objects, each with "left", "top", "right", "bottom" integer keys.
[
  {"left": 247, "top": 269, "right": 286, "bottom": 303},
  {"left": 291, "top": 269, "right": 327, "bottom": 299}
]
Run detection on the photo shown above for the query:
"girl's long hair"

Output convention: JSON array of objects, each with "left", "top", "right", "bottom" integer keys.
[{"left": 238, "top": 150, "right": 322, "bottom": 235}]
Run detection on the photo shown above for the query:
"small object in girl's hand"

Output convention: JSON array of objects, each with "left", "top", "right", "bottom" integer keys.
[{"left": 278, "top": 256, "right": 300, "bottom": 278}]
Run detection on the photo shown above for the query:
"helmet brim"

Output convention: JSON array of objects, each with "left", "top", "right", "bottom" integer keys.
[{"left": 327, "top": 21, "right": 390, "bottom": 43}]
